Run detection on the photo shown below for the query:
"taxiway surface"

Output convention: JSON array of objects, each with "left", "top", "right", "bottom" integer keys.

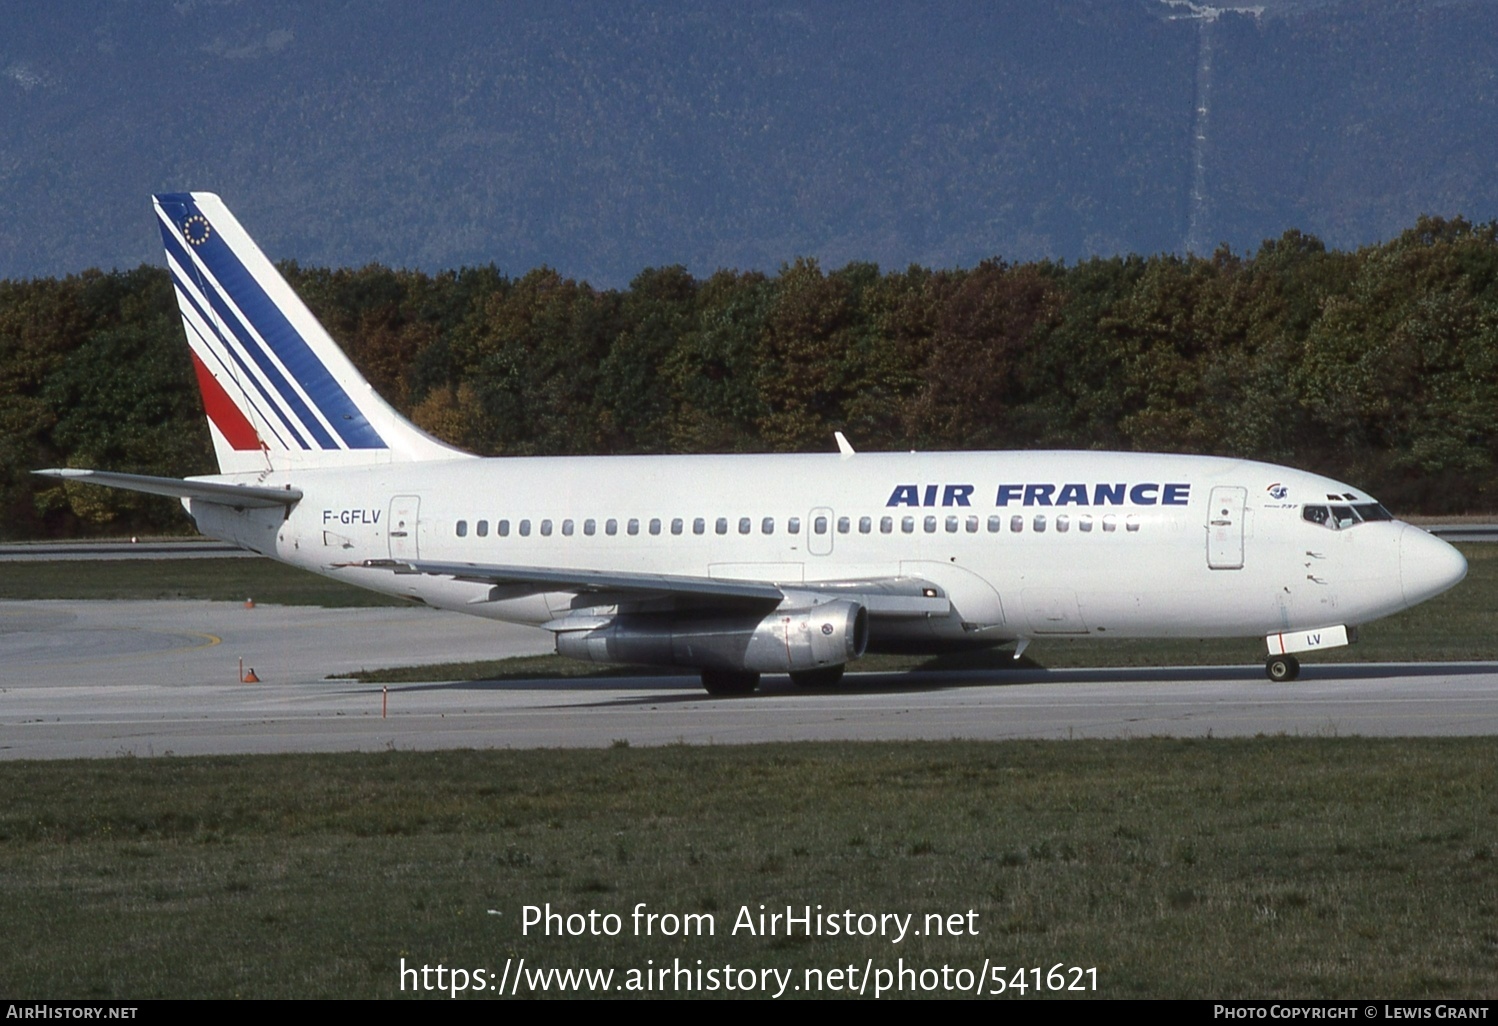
[{"left": 4, "top": 599, "right": 1497, "bottom": 759}]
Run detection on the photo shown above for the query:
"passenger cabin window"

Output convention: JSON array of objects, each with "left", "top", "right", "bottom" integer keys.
[
  {"left": 762, "top": 518, "right": 775, "bottom": 534},
  {"left": 881, "top": 517, "right": 893, "bottom": 534},
  {"left": 561, "top": 519, "right": 574, "bottom": 536},
  {"left": 693, "top": 518, "right": 705, "bottom": 535},
  {"left": 1056, "top": 515, "right": 1069, "bottom": 533},
  {"left": 1125, "top": 516, "right": 1140, "bottom": 533},
  {"left": 519, "top": 519, "right": 531, "bottom": 536},
  {"left": 477, "top": 520, "right": 488, "bottom": 537},
  {"left": 456, "top": 520, "right": 468, "bottom": 537},
  {"left": 945, "top": 515, "right": 958, "bottom": 533},
  {"left": 650, "top": 518, "right": 662, "bottom": 535},
  {"left": 788, "top": 518, "right": 801, "bottom": 534},
  {"left": 584, "top": 519, "right": 596, "bottom": 536},
  {"left": 739, "top": 517, "right": 751, "bottom": 535},
  {"left": 1033, "top": 515, "right": 1047, "bottom": 533},
  {"left": 923, "top": 516, "right": 937, "bottom": 533},
  {"left": 1011, "top": 515, "right": 1024, "bottom": 533},
  {"left": 1101, "top": 515, "right": 1117, "bottom": 533},
  {"left": 606, "top": 519, "right": 618, "bottom": 536},
  {"left": 902, "top": 516, "right": 915, "bottom": 533},
  {"left": 1078, "top": 515, "right": 1092, "bottom": 533},
  {"left": 813, "top": 516, "right": 828, "bottom": 535},
  {"left": 716, "top": 517, "right": 729, "bottom": 535},
  {"left": 671, "top": 518, "right": 683, "bottom": 535},
  {"left": 988, "top": 515, "right": 1001, "bottom": 533},
  {"left": 837, "top": 516, "right": 850, "bottom": 534},
  {"left": 859, "top": 516, "right": 872, "bottom": 534},
  {"left": 498, "top": 520, "right": 510, "bottom": 537},
  {"left": 628, "top": 519, "right": 640, "bottom": 536},
  {"left": 540, "top": 519, "right": 553, "bottom": 536},
  {"left": 966, "top": 516, "right": 978, "bottom": 533}
]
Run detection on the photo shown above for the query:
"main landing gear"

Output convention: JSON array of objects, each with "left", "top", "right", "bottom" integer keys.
[
  {"left": 699, "top": 664, "right": 848, "bottom": 695},
  {"left": 1265, "top": 654, "right": 1300, "bottom": 682},
  {"left": 789, "top": 665, "right": 846, "bottom": 689},
  {"left": 700, "top": 668, "right": 760, "bottom": 696}
]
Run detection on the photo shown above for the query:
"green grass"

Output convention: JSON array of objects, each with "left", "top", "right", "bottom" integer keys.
[
  {"left": 0, "top": 740, "right": 1493, "bottom": 998},
  {"left": 4, "top": 554, "right": 1494, "bottom": 997},
  {"left": 0, "top": 558, "right": 407, "bottom": 606}
]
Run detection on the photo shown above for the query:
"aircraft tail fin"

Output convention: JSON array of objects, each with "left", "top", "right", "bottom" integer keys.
[{"left": 152, "top": 192, "right": 469, "bottom": 474}]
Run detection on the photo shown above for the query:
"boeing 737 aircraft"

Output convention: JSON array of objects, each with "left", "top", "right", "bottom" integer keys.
[{"left": 37, "top": 194, "right": 1469, "bottom": 693}]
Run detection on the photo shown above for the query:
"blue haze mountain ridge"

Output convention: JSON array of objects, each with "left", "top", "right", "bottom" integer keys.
[{"left": 1, "top": 0, "right": 1494, "bottom": 285}]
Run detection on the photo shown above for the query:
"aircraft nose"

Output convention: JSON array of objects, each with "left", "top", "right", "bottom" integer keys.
[{"left": 1399, "top": 524, "right": 1468, "bottom": 607}]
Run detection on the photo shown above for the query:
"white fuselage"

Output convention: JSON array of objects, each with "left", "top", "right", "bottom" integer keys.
[
  {"left": 52, "top": 192, "right": 1463, "bottom": 690},
  {"left": 187, "top": 449, "right": 1466, "bottom": 650}
]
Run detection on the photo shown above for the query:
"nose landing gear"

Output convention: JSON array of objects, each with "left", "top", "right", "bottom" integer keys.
[{"left": 1265, "top": 654, "right": 1300, "bottom": 682}]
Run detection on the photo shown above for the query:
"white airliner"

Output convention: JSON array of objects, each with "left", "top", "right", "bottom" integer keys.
[{"left": 37, "top": 193, "right": 1469, "bottom": 692}]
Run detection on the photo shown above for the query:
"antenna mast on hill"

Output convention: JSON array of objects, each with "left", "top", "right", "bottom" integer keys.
[{"left": 1158, "top": 2, "right": 1264, "bottom": 258}]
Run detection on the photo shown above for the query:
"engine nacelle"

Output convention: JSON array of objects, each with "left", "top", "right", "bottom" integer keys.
[{"left": 556, "top": 599, "right": 869, "bottom": 673}]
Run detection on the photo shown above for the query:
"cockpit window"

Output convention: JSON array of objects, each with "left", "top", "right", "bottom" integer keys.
[{"left": 1302, "top": 502, "right": 1393, "bottom": 530}]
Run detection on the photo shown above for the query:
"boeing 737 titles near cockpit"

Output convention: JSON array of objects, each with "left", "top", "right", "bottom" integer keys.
[{"left": 35, "top": 193, "right": 1469, "bottom": 693}]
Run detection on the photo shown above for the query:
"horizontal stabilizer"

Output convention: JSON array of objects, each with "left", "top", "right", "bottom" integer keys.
[{"left": 34, "top": 469, "right": 302, "bottom": 509}]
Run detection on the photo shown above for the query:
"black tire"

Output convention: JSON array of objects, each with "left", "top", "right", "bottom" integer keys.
[
  {"left": 701, "top": 668, "right": 761, "bottom": 696},
  {"left": 789, "top": 665, "right": 845, "bottom": 689},
  {"left": 1265, "top": 655, "right": 1300, "bottom": 682}
]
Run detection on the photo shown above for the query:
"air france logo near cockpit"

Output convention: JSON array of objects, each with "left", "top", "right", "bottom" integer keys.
[{"left": 885, "top": 483, "right": 1192, "bottom": 507}]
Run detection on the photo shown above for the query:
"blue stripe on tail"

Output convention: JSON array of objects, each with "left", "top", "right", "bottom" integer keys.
[
  {"left": 158, "top": 223, "right": 318, "bottom": 449},
  {"left": 154, "top": 194, "right": 386, "bottom": 450}
]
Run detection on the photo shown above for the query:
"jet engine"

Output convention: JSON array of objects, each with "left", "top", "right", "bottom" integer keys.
[{"left": 556, "top": 599, "right": 868, "bottom": 692}]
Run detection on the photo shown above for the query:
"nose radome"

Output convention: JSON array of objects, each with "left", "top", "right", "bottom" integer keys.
[{"left": 1399, "top": 524, "right": 1468, "bottom": 608}]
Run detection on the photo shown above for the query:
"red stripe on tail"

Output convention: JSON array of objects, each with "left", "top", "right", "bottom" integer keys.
[{"left": 190, "top": 351, "right": 263, "bottom": 451}]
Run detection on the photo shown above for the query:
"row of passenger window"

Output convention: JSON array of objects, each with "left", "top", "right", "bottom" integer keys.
[{"left": 454, "top": 512, "right": 1143, "bottom": 538}]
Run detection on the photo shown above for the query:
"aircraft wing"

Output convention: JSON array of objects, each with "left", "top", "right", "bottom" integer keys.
[
  {"left": 394, "top": 559, "right": 785, "bottom": 606},
  {"left": 34, "top": 469, "right": 303, "bottom": 508},
  {"left": 373, "top": 559, "right": 951, "bottom": 619}
]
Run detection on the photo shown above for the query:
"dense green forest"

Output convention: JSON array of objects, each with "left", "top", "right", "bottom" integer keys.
[{"left": 5, "top": 215, "right": 1498, "bottom": 540}]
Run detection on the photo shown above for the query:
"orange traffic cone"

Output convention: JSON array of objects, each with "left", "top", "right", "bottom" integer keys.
[
  {"left": 244, "top": 597, "right": 255, "bottom": 609},
  {"left": 242, "top": 667, "right": 260, "bottom": 683}
]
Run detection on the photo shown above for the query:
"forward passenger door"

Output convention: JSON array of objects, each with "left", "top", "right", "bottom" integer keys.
[{"left": 1207, "top": 486, "right": 1246, "bottom": 570}]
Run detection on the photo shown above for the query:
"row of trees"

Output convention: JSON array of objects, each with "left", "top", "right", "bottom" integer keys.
[{"left": 5, "top": 215, "right": 1498, "bottom": 538}]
